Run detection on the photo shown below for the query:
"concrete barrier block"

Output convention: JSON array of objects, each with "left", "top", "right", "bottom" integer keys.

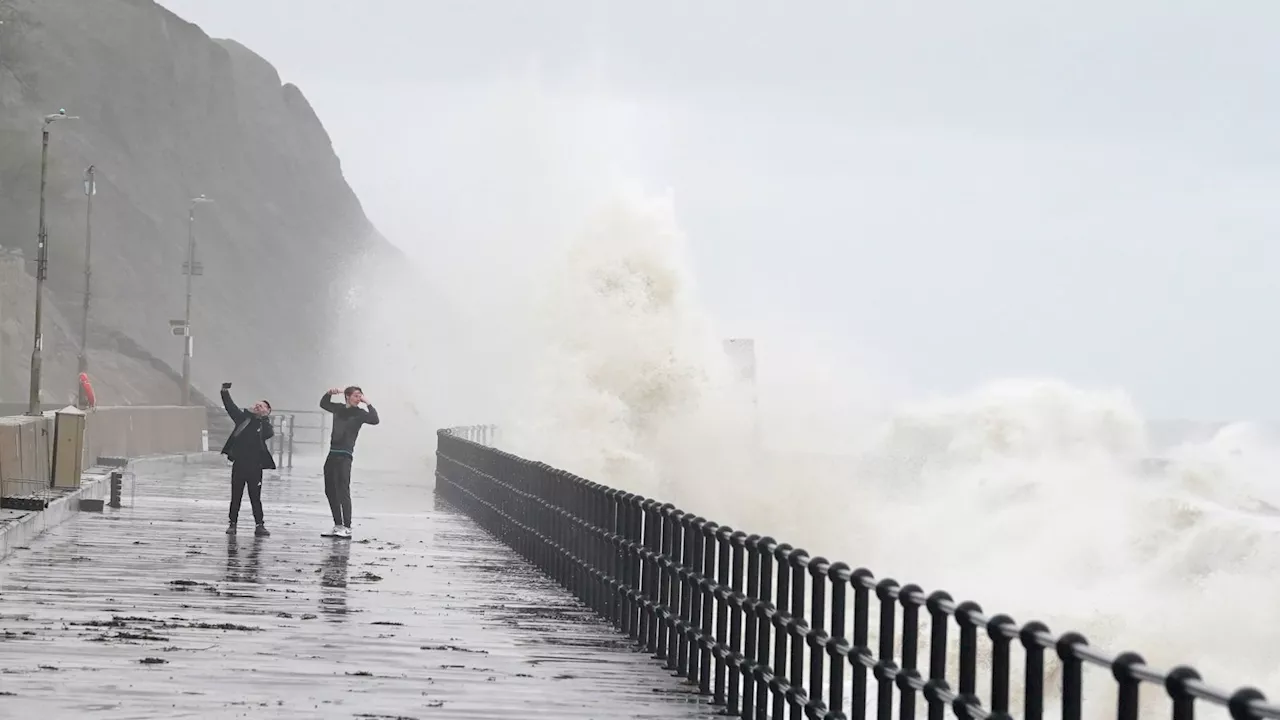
[
  {"left": 0, "top": 420, "right": 22, "bottom": 497},
  {"left": 0, "top": 416, "right": 49, "bottom": 495},
  {"left": 82, "top": 406, "right": 206, "bottom": 461},
  {"left": 18, "top": 420, "right": 38, "bottom": 485},
  {"left": 53, "top": 408, "right": 87, "bottom": 489},
  {"left": 35, "top": 415, "right": 53, "bottom": 488}
]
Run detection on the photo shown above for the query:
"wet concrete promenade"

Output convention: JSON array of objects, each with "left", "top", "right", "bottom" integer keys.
[{"left": 0, "top": 455, "right": 716, "bottom": 719}]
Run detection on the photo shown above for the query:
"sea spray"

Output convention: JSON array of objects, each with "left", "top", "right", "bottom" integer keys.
[
  {"left": 496, "top": 194, "right": 1280, "bottom": 714},
  {"left": 340, "top": 188, "right": 1280, "bottom": 714}
]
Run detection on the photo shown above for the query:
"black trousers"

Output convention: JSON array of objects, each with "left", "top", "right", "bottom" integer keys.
[
  {"left": 324, "top": 452, "right": 353, "bottom": 527},
  {"left": 229, "top": 461, "right": 264, "bottom": 525}
]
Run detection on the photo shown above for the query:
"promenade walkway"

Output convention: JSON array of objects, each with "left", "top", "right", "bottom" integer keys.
[{"left": 0, "top": 455, "right": 716, "bottom": 719}]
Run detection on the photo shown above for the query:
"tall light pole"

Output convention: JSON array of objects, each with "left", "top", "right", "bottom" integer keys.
[
  {"left": 180, "top": 194, "right": 212, "bottom": 406},
  {"left": 27, "top": 109, "right": 79, "bottom": 416},
  {"left": 77, "top": 165, "right": 95, "bottom": 408}
]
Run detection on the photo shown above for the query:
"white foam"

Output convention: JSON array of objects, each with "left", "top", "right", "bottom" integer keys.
[
  {"left": 335, "top": 126, "right": 1279, "bottom": 711},
  {"left": 490, "top": 194, "right": 1280, "bottom": 713}
]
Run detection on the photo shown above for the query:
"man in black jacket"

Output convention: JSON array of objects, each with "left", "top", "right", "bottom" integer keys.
[
  {"left": 220, "top": 382, "right": 275, "bottom": 537},
  {"left": 319, "top": 385, "right": 380, "bottom": 538}
]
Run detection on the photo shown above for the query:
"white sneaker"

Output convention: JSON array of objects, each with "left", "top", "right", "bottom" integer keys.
[
  {"left": 330, "top": 525, "right": 343, "bottom": 537},
  {"left": 339, "top": 526, "right": 352, "bottom": 538}
]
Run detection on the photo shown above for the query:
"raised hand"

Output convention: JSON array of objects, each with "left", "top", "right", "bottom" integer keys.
[{"left": 327, "top": 387, "right": 341, "bottom": 396}]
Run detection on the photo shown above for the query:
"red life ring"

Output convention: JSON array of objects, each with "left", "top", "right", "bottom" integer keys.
[{"left": 79, "top": 373, "right": 96, "bottom": 408}]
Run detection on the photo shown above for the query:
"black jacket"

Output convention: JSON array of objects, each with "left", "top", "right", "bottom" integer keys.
[
  {"left": 320, "top": 393, "right": 379, "bottom": 454},
  {"left": 220, "top": 389, "right": 277, "bottom": 470}
]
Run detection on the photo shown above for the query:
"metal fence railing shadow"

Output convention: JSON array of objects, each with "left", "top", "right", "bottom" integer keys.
[{"left": 434, "top": 426, "right": 1278, "bottom": 720}]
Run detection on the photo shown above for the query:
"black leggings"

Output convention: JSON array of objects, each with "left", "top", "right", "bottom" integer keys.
[{"left": 323, "top": 453, "right": 353, "bottom": 527}]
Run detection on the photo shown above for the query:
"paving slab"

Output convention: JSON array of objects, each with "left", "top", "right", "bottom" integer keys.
[{"left": 0, "top": 455, "right": 718, "bottom": 719}]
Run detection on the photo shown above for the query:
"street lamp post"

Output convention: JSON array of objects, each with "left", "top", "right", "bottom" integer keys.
[
  {"left": 27, "top": 109, "right": 79, "bottom": 416},
  {"left": 180, "top": 194, "right": 212, "bottom": 406},
  {"left": 77, "top": 165, "right": 95, "bottom": 408}
]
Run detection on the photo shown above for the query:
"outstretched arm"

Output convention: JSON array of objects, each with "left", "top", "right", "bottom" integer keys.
[
  {"left": 362, "top": 403, "right": 380, "bottom": 426},
  {"left": 221, "top": 384, "right": 244, "bottom": 421},
  {"left": 320, "top": 389, "right": 341, "bottom": 413}
]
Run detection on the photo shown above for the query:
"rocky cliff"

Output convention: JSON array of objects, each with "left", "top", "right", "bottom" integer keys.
[{"left": 0, "top": 0, "right": 398, "bottom": 409}]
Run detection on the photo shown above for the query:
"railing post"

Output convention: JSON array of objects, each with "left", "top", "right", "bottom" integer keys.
[
  {"left": 1020, "top": 621, "right": 1050, "bottom": 720},
  {"left": 988, "top": 614, "right": 1017, "bottom": 720},
  {"left": 611, "top": 490, "right": 627, "bottom": 631},
  {"left": 273, "top": 415, "right": 284, "bottom": 469},
  {"left": 898, "top": 585, "right": 924, "bottom": 720},
  {"left": 1165, "top": 666, "right": 1201, "bottom": 720},
  {"left": 108, "top": 470, "right": 122, "bottom": 508},
  {"left": 669, "top": 509, "right": 689, "bottom": 673},
  {"left": 851, "top": 568, "right": 873, "bottom": 720},
  {"left": 286, "top": 413, "right": 295, "bottom": 469},
  {"left": 712, "top": 524, "right": 733, "bottom": 705},
  {"left": 753, "top": 536, "right": 777, "bottom": 719},
  {"left": 873, "top": 578, "right": 900, "bottom": 720},
  {"left": 641, "top": 499, "right": 660, "bottom": 652},
  {"left": 1057, "top": 632, "right": 1087, "bottom": 720},
  {"left": 789, "top": 547, "right": 810, "bottom": 718},
  {"left": 676, "top": 513, "right": 697, "bottom": 678},
  {"left": 696, "top": 515, "right": 716, "bottom": 691},
  {"left": 772, "top": 543, "right": 794, "bottom": 720},
  {"left": 956, "top": 601, "right": 984, "bottom": 720},
  {"left": 828, "top": 562, "right": 852, "bottom": 720},
  {"left": 657, "top": 504, "right": 677, "bottom": 663},
  {"left": 925, "top": 591, "right": 954, "bottom": 720},
  {"left": 807, "top": 556, "right": 831, "bottom": 719},
  {"left": 631, "top": 494, "right": 646, "bottom": 636},
  {"left": 728, "top": 530, "right": 748, "bottom": 715},
  {"left": 742, "top": 534, "right": 763, "bottom": 720}
]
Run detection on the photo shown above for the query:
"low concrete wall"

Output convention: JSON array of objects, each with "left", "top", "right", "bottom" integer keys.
[
  {"left": 0, "top": 406, "right": 205, "bottom": 498},
  {"left": 83, "top": 406, "right": 206, "bottom": 463}
]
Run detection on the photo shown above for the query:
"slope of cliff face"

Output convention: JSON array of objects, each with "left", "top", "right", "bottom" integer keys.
[
  {"left": 0, "top": 247, "right": 191, "bottom": 408},
  {"left": 0, "top": 0, "right": 397, "bottom": 410}
]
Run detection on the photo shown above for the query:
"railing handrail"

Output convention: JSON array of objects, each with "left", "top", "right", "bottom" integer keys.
[{"left": 435, "top": 424, "right": 1279, "bottom": 720}]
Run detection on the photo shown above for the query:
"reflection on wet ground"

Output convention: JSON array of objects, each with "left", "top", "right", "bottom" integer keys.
[
  {"left": 320, "top": 536, "right": 351, "bottom": 622},
  {"left": 223, "top": 534, "right": 265, "bottom": 585},
  {"left": 0, "top": 455, "right": 716, "bottom": 719}
]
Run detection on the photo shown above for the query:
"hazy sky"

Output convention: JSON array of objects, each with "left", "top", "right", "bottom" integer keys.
[{"left": 157, "top": 0, "right": 1280, "bottom": 421}]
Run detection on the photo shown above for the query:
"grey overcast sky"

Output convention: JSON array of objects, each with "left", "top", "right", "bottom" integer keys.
[{"left": 157, "top": 0, "right": 1280, "bottom": 421}]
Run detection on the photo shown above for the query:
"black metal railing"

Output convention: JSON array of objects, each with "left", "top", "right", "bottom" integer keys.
[
  {"left": 269, "top": 409, "right": 330, "bottom": 451},
  {"left": 451, "top": 423, "right": 499, "bottom": 447},
  {"left": 267, "top": 413, "right": 297, "bottom": 469},
  {"left": 434, "top": 426, "right": 1279, "bottom": 720}
]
